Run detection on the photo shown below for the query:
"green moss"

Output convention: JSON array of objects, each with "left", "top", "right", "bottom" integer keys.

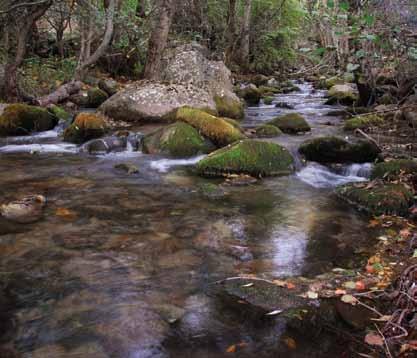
[
  {"left": 371, "top": 159, "right": 417, "bottom": 180},
  {"left": 268, "top": 113, "right": 311, "bottom": 134},
  {"left": 344, "top": 114, "right": 384, "bottom": 131},
  {"left": 48, "top": 105, "right": 72, "bottom": 123},
  {"left": 255, "top": 124, "right": 282, "bottom": 137},
  {"left": 196, "top": 139, "right": 294, "bottom": 178},
  {"left": 221, "top": 117, "right": 243, "bottom": 131},
  {"left": 336, "top": 183, "right": 414, "bottom": 216},
  {"left": 236, "top": 86, "right": 262, "bottom": 105},
  {"left": 325, "top": 76, "right": 344, "bottom": 89},
  {"left": 299, "top": 136, "right": 380, "bottom": 163},
  {"left": 259, "top": 86, "right": 281, "bottom": 95},
  {"left": 326, "top": 84, "right": 359, "bottom": 105},
  {"left": 63, "top": 113, "right": 108, "bottom": 144},
  {"left": 214, "top": 95, "right": 244, "bottom": 120},
  {"left": 143, "top": 122, "right": 214, "bottom": 157},
  {"left": 263, "top": 96, "right": 274, "bottom": 105},
  {"left": 0, "top": 104, "right": 58, "bottom": 136},
  {"left": 87, "top": 87, "right": 108, "bottom": 108},
  {"left": 174, "top": 107, "right": 246, "bottom": 147}
]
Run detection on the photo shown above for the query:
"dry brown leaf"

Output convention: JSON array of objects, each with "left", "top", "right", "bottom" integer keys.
[
  {"left": 364, "top": 332, "right": 383, "bottom": 346},
  {"left": 283, "top": 337, "right": 297, "bottom": 350}
]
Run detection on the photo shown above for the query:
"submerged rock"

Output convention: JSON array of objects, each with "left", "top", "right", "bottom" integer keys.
[
  {"left": 0, "top": 104, "right": 58, "bottom": 136},
  {"left": 196, "top": 140, "right": 294, "bottom": 177},
  {"left": 174, "top": 107, "right": 245, "bottom": 147},
  {"left": 336, "top": 182, "right": 414, "bottom": 216},
  {"left": 326, "top": 84, "right": 359, "bottom": 105},
  {"left": 114, "top": 163, "right": 139, "bottom": 174},
  {"left": 255, "top": 124, "right": 282, "bottom": 138},
  {"left": 299, "top": 136, "right": 380, "bottom": 164},
  {"left": 275, "top": 102, "right": 295, "bottom": 109},
  {"left": 344, "top": 114, "right": 384, "bottom": 131},
  {"left": 0, "top": 195, "right": 46, "bottom": 224},
  {"left": 63, "top": 113, "right": 108, "bottom": 144},
  {"left": 143, "top": 122, "right": 214, "bottom": 157},
  {"left": 268, "top": 113, "right": 311, "bottom": 134},
  {"left": 263, "top": 96, "right": 274, "bottom": 105}
]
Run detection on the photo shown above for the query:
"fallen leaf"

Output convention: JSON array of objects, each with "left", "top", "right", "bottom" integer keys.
[
  {"left": 334, "top": 289, "right": 346, "bottom": 295},
  {"left": 355, "top": 281, "right": 366, "bottom": 291},
  {"left": 242, "top": 283, "right": 254, "bottom": 288},
  {"left": 306, "top": 291, "right": 318, "bottom": 299},
  {"left": 273, "top": 280, "right": 287, "bottom": 287},
  {"left": 368, "top": 219, "right": 379, "bottom": 228},
  {"left": 344, "top": 281, "right": 356, "bottom": 289},
  {"left": 364, "top": 332, "right": 383, "bottom": 346},
  {"left": 399, "top": 228, "right": 411, "bottom": 239},
  {"left": 283, "top": 337, "right": 297, "bottom": 350},
  {"left": 226, "top": 345, "right": 236, "bottom": 353},
  {"left": 286, "top": 282, "right": 296, "bottom": 289},
  {"left": 55, "top": 207, "right": 77, "bottom": 219},
  {"left": 413, "top": 249, "right": 417, "bottom": 258},
  {"left": 341, "top": 294, "right": 357, "bottom": 305}
]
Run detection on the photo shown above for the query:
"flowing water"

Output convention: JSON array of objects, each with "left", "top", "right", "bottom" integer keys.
[{"left": 0, "top": 84, "right": 376, "bottom": 357}]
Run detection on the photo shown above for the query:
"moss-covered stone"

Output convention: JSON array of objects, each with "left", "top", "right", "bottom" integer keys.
[
  {"left": 48, "top": 105, "right": 72, "bottom": 123},
  {"left": 87, "top": 87, "right": 109, "bottom": 108},
  {"left": 221, "top": 117, "right": 243, "bottom": 131},
  {"left": 237, "top": 86, "right": 262, "bottom": 105},
  {"left": 299, "top": 136, "right": 380, "bottom": 163},
  {"left": 255, "top": 124, "right": 282, "bottom": 138},
  {"left": 268, "top": 113, "right": 311, "bottom": 134},
  {"left": 143, "top": 122, "right": 214, "bottom": 157},
  {"left": 344, "top": 114, "right": 384, "bottom": 131},
  {"left": 325, "top": 76, "right": 344, "bottom": 89},
  {"left": 63, "top": 113, "right": 108, "bottom": 144},
  {"left": 259, "top": 86, "right": 281, "bottom": 95},
  {"left": 214, "top": 95, "right": 244, "bottom": 120},
  {"left": 0, "top": 104, "right": 58, "bottom": 136},
  {"left": 326, "top": 84, "right": 359, "bottom": 105},
  {"left": 371, "top": 159, "right": 417, "bottom": 180},
  {"left": 196, "top": 139, "right": 294, "bottom": 178},
  {"left": 174, "top": 107, "right": 246, "bottom": 147},
  {"left": 263, "top": 96, "right": 274, "bottom": 105},
  {"left": 336, "top": 183, "right": 414, "bottom": 216}
]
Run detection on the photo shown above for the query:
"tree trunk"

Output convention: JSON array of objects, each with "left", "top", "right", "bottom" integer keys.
[
  {"left": 74, "top": 0, "right": 116, "bottom": 80},
  {"left": 143, "top": 0, "right": 175, "bottom": 80},
  {"left": 238, "top": 0, "right": 252, "bottom": 69},
  {"left": 225, "top": 0, "right": 237, "bottom": 65}
]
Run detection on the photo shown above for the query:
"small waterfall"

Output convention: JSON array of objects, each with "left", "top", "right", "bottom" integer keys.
[
  {"left": 150, "top": 155, "right": 206, "bottom": 173},
  {"left": 341, "top": 163, "right": 372, "bottom": 178},
  {"left": 126, "top": 140, "right": 134, "bottom": 153}
]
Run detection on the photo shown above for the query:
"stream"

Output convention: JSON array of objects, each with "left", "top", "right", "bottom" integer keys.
[{"left": 0, "top": 83, "right": 377, "bottom": 357}]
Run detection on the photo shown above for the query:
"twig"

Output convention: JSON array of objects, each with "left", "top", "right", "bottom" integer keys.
[
  {"left": 375, "top": 323, "right": 393, "bottom": 358},
  {"left": 354, "top": 128, "right": 382, "bottom": 151}
]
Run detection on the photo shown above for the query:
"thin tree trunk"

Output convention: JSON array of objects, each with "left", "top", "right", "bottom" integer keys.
[
  {"left": 74, "top": 0, "right": 116, "bottom": 80},
  {"left": 225, "top": 0, "right": 237, "bottom": 65},
  {"left": 143, "top": 0, "right": 175, "bottom": 80},
  {"left": 238, "top": 0, "right": 252, "bottom": 69},
  {"left": 136, "top": 0, "right": 147, "bottom": 18}
]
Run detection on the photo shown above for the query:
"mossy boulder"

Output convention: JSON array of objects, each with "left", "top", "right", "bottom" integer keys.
[
  {"left": 48, "top": 105, "right": 72, "bottom": 123},
  {"left": 259, "top": 86, "right": 281, "bottom": 95},
  {"left": 98, "top": 79, "right": 119, "bottom": 96},
  {"left": 336, "top": 183, "right": 414, "bottom": 216},
  {"left": 268, "top": 113, "right": 311, "bottom": 134},
  {"left": 63, "top": 113, "right": 108, "bottom": 144},
  {"left": 255, "top": 124, "right": 282, "bottom": 138},
  {"left": 196, "top": 140, "right": 294, "bottom": 178},
  {"left": 0, "top": 104, "right": 58, "bottom": 136},
  {"left": 299, "top": 136, "right": 380, "bottom": 164},
  {"left": 263, "top": 96, "right": 274, "bottom": 105},
  {"left": 221, "top": 117, "right": 243, "bottom": 131},
  {"left": 371, "top": 159, "right": 417, "bottom": 180},
  {"left": 325, "top": 76, "right": 344, "bottom": 89},
  {"left": 214, "top": 95, "right": 244, "bottom": 120},
  {"left": 143, "top": 122, "right": 214, "bottom": 157},
  {"left": 344, "top": 114, "right": 384, "bottom": 131},
  {"left": 174, "top": 107, "right": 246, "bottom": 147},
  {"left": 326, "top": 84, "right": 359, "bottom": 105},
  {"left": 237, "top": 85, "right": 262, "bottom": 105},
  {"left": 87, "top": 87, "right": 109, "bottom": 108}
]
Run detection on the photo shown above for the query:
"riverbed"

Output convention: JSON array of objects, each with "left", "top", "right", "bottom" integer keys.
[{"left": 0, "top": 83, "right": 377, "bottom": 357}]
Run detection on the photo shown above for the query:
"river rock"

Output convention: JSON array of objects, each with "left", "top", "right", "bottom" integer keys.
[
  {"left": 275, "top": 102, "right": 295, "bottom": 109},
  {"left": 174, "top": 107, "right": 245, "bottom": 147},
  {"left": 87, "top": 87, "right": 109, "bottom": 108},
  {"left": 371, "top": 159, "right": 417, "bottom": 180},
  {"left": 255, "top": 124, "right": 283, "bottom": 138},
  {"left": 82, "top": 132, "right": 143, "bottom": 154},
  {"left": 143, "top": 122, "right": 214, "bottom": 157},
  {"left": 299, "top": 136, "right": 380, "bottom": 164},
  {"left": 98, "top": 78, "right": 119, "bottom": 96},
  {"left": 0, "top": 104, "right": 58, "bottom": 136},
  {"left": 196, "top": 140, "right": 294, "bottom": 177},
  {"left": 326, "top": 84, "right": 359, "bottom": 105},
  {"left": 344, "top": 113, "right": 384, "bottom": 131},
  {"left": 114, "top": 163, "right": 139, "bottom": 174},
  {"left": 0, "top": 195, "right": 46, "bottom": 224},
  {"left": 236, "top": 84, "right": 262, "bottom": 105},
  {"left": 64, "top": 113, "right": 108, "bottom": 144},
  {"left": 268, "top": 113, "right": 311, "bottom": 134},
  {"left": 47, "top": 105, "right": 72, "bottom": 123},
  {"left": 336, "top": 182, "right": 414, "bottom": 216},
  {"left": 100, "top": 43, "right": 243, "bottom": 121}
]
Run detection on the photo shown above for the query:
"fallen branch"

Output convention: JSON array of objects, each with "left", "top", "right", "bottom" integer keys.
[
  {"left": 36, "top": 80, "right": 82, "bottom": 107},
  {"left": 354, "top": 128, "right": 382, "bottom": 151}
]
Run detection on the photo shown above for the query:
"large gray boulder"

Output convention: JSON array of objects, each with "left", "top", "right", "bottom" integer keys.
[{"left": 100, "top": 43, "right": 243, "bottom": 122}]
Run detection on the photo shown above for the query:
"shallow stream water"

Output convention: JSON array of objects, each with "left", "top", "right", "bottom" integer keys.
[{"left": 0, "top": 84, "right": 376, "bottom": 357}]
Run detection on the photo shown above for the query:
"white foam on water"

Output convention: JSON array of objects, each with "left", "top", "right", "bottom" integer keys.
[
  {"left": 0, "top": 143, "right": 78, "bottom": 154},
  {"left": 297, "top": 163, "right": 368, "bottom": 188},
  {"left": 342, "top": 163, "right": 372, "bottom": 178},
  {"left": 150, "top": 155, "right": 206, "bottom": 173}
]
